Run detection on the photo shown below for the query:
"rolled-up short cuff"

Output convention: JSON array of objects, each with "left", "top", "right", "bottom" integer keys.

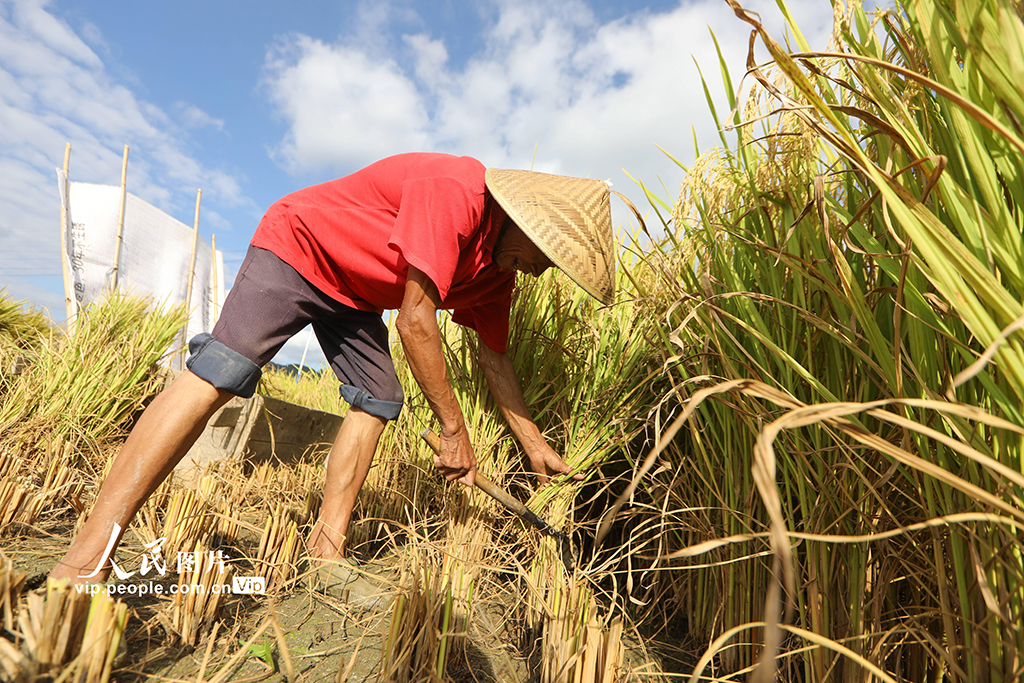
[
  {"left": 339, "top": 384, "right": 403, "bottom": 421},
  {"left": 186, "top": 333, "right": 262, "bottom": 398}
]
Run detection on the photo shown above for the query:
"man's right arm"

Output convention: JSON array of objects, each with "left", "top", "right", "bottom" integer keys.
[{"left": 395, "top": 266, "right": 477, "bottom": 486}]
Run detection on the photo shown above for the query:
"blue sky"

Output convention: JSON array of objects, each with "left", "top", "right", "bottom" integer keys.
[{"left": 0, "top": 0, "right": 835, "bottom": 365}]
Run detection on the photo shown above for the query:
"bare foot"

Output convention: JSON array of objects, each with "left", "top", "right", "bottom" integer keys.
[
  {"left": 49, "top": 549, "right": 112, "bottom": 586},
  {"left": 305, "top": 521, "right": 347, "bottom": 562}
]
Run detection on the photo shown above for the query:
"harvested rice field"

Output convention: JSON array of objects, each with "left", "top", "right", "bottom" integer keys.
[
  {"left": 2, "top": 511, "right": 540, "bottom": 682},
  {"left": 0, "top": 294, "right": 656, "bottom": 682}
]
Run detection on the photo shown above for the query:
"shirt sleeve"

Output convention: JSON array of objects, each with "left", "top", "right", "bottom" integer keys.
[
  {"left": 387, "top": 176, "right": 483, "bottom": 300},
  {"left": 451, "top": 287, "right": 514, "bottom": 354}
]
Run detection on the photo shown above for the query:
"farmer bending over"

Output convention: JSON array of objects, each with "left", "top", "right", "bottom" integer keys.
[{"left": 49, "top": 153, "right": 615, "bottom": 593}]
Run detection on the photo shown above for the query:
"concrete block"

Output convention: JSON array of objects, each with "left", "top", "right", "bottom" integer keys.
[{"left": 174, "top": 392, "right": 344, "bottom": 477}]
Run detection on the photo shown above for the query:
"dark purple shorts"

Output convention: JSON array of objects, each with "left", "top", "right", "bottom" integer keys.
[{"left": 186, "top": 246, "right": 404, "bottom": 420}]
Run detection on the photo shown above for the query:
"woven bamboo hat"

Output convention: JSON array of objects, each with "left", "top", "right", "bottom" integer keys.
[{"left": 485, "top": 168, "right": 616, "bottom": 304}]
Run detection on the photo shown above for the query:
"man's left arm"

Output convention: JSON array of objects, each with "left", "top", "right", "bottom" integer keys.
[{"left": 477, "top": 341, "right": 584, "bottom": 484}]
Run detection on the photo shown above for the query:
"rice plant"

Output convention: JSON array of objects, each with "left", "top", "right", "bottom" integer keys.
[
  {"left": 0, "top": 291, "right": 49, "bottom": 394},
  {"left": 253, "top": 502, "right": 305, "bottom": 593},
  {"left": 0, "top": 552, "right": 26, "bottom": 634},
  {"left": 606, "top": 0, "right": 1024, "bottom": 679},
  {"left": 164, "top": 537, "right": 233, "bottom": 646},
  {"left": 260, "top": 363, "right": 349, "bottom": 416},
  {"left": 0, "top": 294, "right": 186, "bottom": 461}
]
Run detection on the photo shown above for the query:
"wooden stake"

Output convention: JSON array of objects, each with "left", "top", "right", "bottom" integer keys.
[
  {"left": 210, "top": 233, "right": 220, "bottom": 324},
  {"left": 58, "top": 144, "right": 80, "bottom": 335},
  {"left": 110, "top": 145, "right": 129, "bottom": 291},
  {"left": 58, "top": 143, "right": 74, "bottom": 325},
  {"left": 185, "top": 188, "right": 201, "bottom": 313},
  {"left": 181, "top": 189, "right": 201, "bottom": 369}
]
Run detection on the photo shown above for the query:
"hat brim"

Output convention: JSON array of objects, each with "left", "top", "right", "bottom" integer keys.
[{"left": 486, "top": 168, "right": 615, "bottom": 305}]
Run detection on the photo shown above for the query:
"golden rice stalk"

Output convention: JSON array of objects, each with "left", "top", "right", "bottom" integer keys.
[
  {"left": 166, "top": 538, "right": 233, "bottom": 647},
  {"left": 0, "top": 295, "right": 186, "bottom": 461},
  {"left": 16, "top": 579, "right": 91, "bottom": 676},
  {"left": 294, "top": 464, "right": 323, "bottom": 521},
  {"left": 223, "top": 460, "right": 265, "bottom": 509},
  {"left": 0, "top": 477, "right": 41, "bottom": 533},
  {"left": 160, "top": 487, "right": 212, "bottom": 558},
  {"left": 0, "top": 448, "right": 85, "bottom": 533},
  {"left": 536, "top": 589, "right": 623, "bottom": 683},
  {"left": 435, "top": 520, "right": 482, "bottom": 677},
  {"left": 525, "top": 492, "right": 575, "bottom": 630},
  {"left": 0, "top": 290, "right": 49, "bottom": 351},
  {"left": 0, "top": 445, "right": 19, "bottom": 475},
  {"left": 38, "top": 451, "right": 85, "bottom": 521},
  {"left": 260, "top": 364, "right": 348, "bottom": 415},
  {"left": 234, "top": 460, "right": 320, "bottom": 513},
  {"left": 212, "top": 499, "right": 240, "bottom": 546},
  {"left": 381, "top": 551, "right": 452, "bottom": 683},
  {"left": 72, "top": 589, "right": 129, "bottom": 683},
  {"left": 194, "top": 470, "right": 244, "bottom": 545},
  {"left": 0, "top": 637, "right": 31, "bottom": 683},
  {"left": 0, "top": 451, "right": 39, "bottom": 532},
  {"left": 296, "top": 462, "right": 322, "bottom": 490},
  {"left": 440, "top": 487, "right": 494, "bottom": 606},
  {"left": 195, "top": 469, "right": 218, "bottom": 501},
  {"left": 248, "top": 461, "right": 276, "bottom": 496},
  {"left": 253, "top": 503, "right": 302, "bottom": 592},
  {"left": 520, "top": 487, "right": 625, "bottom": 683},
  {"left": 172, "top": 459, "right": 249, "bottom": 542},
  {"left": 0, "top": 552, "right": 25, "bottom": 633},
  {"left": 257, "top": 461, "right": 321, "bottom": 522}
]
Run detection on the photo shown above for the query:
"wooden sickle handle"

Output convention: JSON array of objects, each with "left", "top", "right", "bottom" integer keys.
[{"left": 419, "top": 429, "right": 530, "bottom": 518}]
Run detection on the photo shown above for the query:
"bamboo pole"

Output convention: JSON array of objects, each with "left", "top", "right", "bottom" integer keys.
[
  {"left": 110, "top": 145, "right": 129, "bottom": 291},
  {"left": 185, "top": 189, "right": 201, "bottom": 312},
  {"left": 210, "top": 233, "right": 219, "bottom": 324},
  {"left": 59, "top": 143, "right": 78, "bottom": 333},
  {"left": 180, "top": 189, "right": 201, "bottom": 369}
]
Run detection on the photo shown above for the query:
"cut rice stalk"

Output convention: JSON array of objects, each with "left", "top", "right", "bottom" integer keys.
[
  {"left": 166, "top": 538, "right": 233, "bottom": 647},
  {"left": 0, "top": 552, "right": 26, "bottom": 633},
  {"left": 253, "top": 502, "right": 302, "bottom": 593}
]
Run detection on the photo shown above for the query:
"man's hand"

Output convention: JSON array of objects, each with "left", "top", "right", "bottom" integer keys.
[
  {"left": 477, "top": 341, "right": 586, "bottom": 486},
  {"left": 435, "top": 424, "right": 477, "bottom": 487},
  {"left": 524, "top": 442, "right": 584, "bottom": 486}
]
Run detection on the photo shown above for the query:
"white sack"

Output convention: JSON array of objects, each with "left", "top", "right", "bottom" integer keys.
[{"left": 57, "top": 169, "right": 224, "bottom": 360}]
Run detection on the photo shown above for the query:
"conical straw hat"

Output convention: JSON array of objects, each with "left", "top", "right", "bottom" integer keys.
[{"left": 485, "top": 168, "right": 616, "bottom": 304}]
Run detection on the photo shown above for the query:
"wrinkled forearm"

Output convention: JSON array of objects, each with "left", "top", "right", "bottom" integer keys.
[
  {"left": 477, "top": 342, "right": 546, "bottom": 451},
  {"left": 396, "top": 272, "right": 465, "bottom": 438},
  {"left": 396, "top": 306, "right": 465, "bottom": 436}
]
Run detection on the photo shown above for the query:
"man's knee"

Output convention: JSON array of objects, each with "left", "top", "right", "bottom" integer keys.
[
  {"left": 338, "top": 384, "right": 404, "bottom": 421},
  {"left": 185, "top": 333, "right": 262, "bottom": 398}
]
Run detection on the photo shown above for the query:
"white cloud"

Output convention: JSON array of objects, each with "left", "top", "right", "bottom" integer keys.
[
  {"left": 264, "top": 34, "right": 432, "bottom": 173},
  {"left": 77, "top": 19, "right": 106, "bottom": 53},
  {"left": 403, "top": 33, "right": 449, "bottom": 88},
  {"left": 261, "top": 0, "right": 835, "bottom": 216},
  {"left": 0, "top": 0, "right": 253, "bottom": 320},
  {"left": 177, "top": 103, "right": 225, "bottom": 131}
]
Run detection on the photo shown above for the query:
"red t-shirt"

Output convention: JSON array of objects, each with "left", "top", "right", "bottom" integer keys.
[{"left": 251, "top": 153, "right": 515, "bottom": 353}]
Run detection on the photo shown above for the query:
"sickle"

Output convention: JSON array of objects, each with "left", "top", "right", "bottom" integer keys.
[{"left": 420, "top": 429, "right": 575, "bottom": 573}]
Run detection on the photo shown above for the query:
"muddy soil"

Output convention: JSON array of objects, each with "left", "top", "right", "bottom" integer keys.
[{"left": 4, "top": 534, "right": 531, "bottom": 682}]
